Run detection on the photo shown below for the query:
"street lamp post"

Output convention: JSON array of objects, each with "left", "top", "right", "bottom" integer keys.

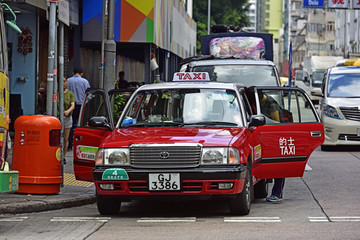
[{"left": 208, "top": 0, "right": 211, "bottom": 34}]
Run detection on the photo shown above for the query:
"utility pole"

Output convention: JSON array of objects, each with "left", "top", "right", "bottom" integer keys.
[
  {"left": 207, "top": 0, "right": 211, "bottom": 34},
  {"left": 46, "top": 1, "right": 57, "bottom": 116},
  {"left": 103, "top": 0, "right": 116, "bottom": 92},
  {"left": 99, "top": 0, "right": 107, "bottom": 89}
]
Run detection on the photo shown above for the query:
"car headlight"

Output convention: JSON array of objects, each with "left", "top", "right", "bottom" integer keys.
[
  {"left": 201, "top": 147, "right": 240, "bottom": 165},
  {"left": 323, "top": 104, "right": 343, "bottom": 120},
  {"left": 95, "top": 148, "right": 130, "bottom": 166}
]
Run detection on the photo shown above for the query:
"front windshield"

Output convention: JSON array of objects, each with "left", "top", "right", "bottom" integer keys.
[
  {"left": 120, "top": 88, "right": 243, "bottom": 127},
  {"left": 327, "top": 73, "right": 360, "bottom": 97},
  {"left": 193, "top": 65, "right": 278, "bottom": 86},
  {"left": 312, "top": 71, "right": 325, "bottom": 87}
]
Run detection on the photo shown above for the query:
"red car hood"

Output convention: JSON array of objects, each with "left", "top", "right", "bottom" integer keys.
[{"left": 103, "top": 127, "right": 245, "bottom": 148}]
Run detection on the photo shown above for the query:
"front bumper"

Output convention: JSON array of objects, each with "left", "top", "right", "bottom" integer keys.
[
  {"left": 93, "top": 165, "right": 247, "bottom": 199},
  {"left": 323, "top": 115, "right": 360, "bottom": 146}
]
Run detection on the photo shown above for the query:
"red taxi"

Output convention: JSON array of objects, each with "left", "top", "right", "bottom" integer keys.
[{"left": 73, "top": 73, "right": 324, "bottom": 215}]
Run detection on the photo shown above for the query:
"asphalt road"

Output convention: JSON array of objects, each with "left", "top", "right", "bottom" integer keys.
[{"left": 1, "top": 146, "right": 359, "bottom": 240}]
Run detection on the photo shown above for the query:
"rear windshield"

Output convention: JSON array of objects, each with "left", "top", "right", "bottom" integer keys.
[{"left": 192, "top": 65, "right": 278, "bottom": 86}]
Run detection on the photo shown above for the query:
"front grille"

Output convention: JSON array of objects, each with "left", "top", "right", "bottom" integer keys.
[
  {"left": 338, "top": 134, "right": 360, "bottom": 141},
  {"left": 339, "top": 107, "right": 360, "bottom": 122},
  {"left": 130, "top": 143, "right": 201, "bottom": 169}
]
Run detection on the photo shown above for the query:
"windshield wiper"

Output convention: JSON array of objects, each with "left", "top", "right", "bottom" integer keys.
[{"left": 183, "top": 121, "right": 238, "bottom": 126}]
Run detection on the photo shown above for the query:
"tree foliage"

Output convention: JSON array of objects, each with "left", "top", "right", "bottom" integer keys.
[{"left": 193, "top": 0, "right": 251, "bottom": 54}]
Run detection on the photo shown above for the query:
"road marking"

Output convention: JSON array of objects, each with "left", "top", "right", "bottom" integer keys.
[
  {"left": 63, "top": 173, "right": 93, "bottom": 187},
  {"left": 224, "top": 217, "right": 281, "bottom": 223},
  {"left": 330, "top": 217, "right": 360, "bottom": 222},
  {"left": 0, "top": 217, "right": 28, "bottom": 222},
  {"left": 50, "top": 217, "right": 110, "bottom": 222},
  {"left": 137, "top": 217, "right": 196, "bottom": 223},
  {"left": 308, "top": 217, "right": 329, "bottom": 222}
]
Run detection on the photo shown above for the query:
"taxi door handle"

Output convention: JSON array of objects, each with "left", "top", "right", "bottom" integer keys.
[
  {"left": 310, "top": 131, "right": 321, "bottom": 137},
  {"left": 75, "top": 135, "right": 82, "bottom": 142}
]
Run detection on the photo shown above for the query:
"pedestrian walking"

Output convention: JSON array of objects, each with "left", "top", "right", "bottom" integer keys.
[{"left": 66, "top": 68, "right": 90, "bottom": 151}]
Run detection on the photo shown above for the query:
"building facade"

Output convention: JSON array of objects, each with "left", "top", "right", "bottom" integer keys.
[
  {"left": 289, "top": 1, "right": 338, "bottom": 71},
  {"left": 335, "top": 9, "right": 360, "bottom": 58},
  {"left": 5, "top": 0, "right": 196, "bottom": 130}
]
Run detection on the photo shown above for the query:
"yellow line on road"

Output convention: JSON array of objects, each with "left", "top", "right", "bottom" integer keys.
[{"left": 63, "top": 173, "right": 94, "bottom": 187}]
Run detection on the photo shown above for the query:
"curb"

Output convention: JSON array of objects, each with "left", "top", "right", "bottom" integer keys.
[{"left": 0, "top": 195, "right": 96, "bottom": 214}]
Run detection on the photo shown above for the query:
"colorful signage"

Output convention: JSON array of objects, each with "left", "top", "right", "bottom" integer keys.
[
  {"left": 328, "top": 0, "right": 349, "bottom": 8},
  {"left": 354, "top": 0, "right": 360, "bottom": 9}
]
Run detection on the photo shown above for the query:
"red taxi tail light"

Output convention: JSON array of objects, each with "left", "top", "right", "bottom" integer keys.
[{"left": 49, "top": 129, "right": 61, "bottom": 146}]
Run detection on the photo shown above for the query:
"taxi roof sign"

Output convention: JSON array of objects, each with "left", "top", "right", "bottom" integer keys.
[{"left": 173, "top": 72, "right": 210, "bottom": 81}]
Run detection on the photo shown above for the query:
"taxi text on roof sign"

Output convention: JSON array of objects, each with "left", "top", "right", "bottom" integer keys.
[{"left": 173, "top": 72, "right": 210, "bottom": 81}]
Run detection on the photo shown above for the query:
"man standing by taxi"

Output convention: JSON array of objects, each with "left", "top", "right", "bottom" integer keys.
[{"left": 67, "top": 68, "right": 90, "bottom": 151}]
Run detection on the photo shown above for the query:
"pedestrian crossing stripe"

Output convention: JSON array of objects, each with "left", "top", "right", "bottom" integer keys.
[{"left": 63, "top": 173, "right": 93, "bottom": 187}]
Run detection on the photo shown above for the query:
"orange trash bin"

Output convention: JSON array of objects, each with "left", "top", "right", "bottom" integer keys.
[{"left": 12, "top": 115, "right": 62, "bottom": 194}]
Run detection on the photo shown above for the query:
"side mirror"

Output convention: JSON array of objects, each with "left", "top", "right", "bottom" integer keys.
[
  {"left": 311, "top": 89, "right": 323, "bottom": 97},
  {"left": 249, "top": 115, "right": 266, "bottom": 128},
  {"left": 88, "top": 116, "right": 112, "bottom": 129}
]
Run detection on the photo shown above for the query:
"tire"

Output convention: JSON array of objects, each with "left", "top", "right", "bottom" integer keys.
[
  {"left": 254, "top": 179, "right": 268, "bottom": 199},
  {"left": 321, "top": 145, "right": 334, "bottom": 151},
  {"left": 229, "top": 169, "right": 251, "bottom": 215},
  {"left": 96, "top": 194, "right": 121, "bottom": 215}
]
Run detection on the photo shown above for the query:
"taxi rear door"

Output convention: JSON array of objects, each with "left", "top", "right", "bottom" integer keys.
[
  {"left": 73, "top": 89, "right": 114, "bottom": 182},
  {"left": 248, "top": 87, "right": 324, "bottom": 179}
]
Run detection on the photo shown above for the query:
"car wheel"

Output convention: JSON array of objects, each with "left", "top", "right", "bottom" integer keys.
[
  {"left": 254, "top": 179, "right": 268, "bottom": 199},
  {"left": 229, "top": 169, "right": 251, "bottom": 215},
  {"left": 96, "top": 194, "right": 121, "bottom": 215},
  {"left": 321, "top": 145, "right": 334, "bottom": 151}
]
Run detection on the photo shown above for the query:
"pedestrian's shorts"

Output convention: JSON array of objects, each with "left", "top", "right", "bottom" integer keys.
[{"left": 64, "top": 115, "right": 73, "bottom": 129}]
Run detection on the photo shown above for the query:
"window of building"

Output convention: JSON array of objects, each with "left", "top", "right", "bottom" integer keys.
[{"left": 327, "top": 22, "right": 335, "bottom": 32}]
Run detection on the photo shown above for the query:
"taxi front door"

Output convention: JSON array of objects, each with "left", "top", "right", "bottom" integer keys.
[
  {"left": 248, "top": 87, "right": 324, "bottom": 179},
  {"left": 73, "top": 89, "right": 114, "bottom": 182}
]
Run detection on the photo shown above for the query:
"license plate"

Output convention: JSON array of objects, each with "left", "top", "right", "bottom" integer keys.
[
  {"left": 358, "top": 128, "right": 360, "bottom": 136},
  {"left": 149, "top": 173, "right": 180, "bottom": 191}
]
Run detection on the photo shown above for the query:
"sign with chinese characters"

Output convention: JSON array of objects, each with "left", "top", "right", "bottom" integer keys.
[
  {"left": 354, "top": 0, "right": 360, "bottom": 9},
  {"left": 279, "top": 137, "right": 296, "bottom": 155},
  {"left": 328, "top": 0, "right": 349, "bottom": 8},
  {"left": 303, "top": 0, "right": 325, "bottom": 7}
]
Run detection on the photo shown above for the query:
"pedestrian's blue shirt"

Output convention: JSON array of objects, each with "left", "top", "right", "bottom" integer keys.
[{"left": 67, "top": 75, "right": 90, "bottom": 105}]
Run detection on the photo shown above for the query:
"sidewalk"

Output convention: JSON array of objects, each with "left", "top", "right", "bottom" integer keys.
[{"left": 0, "top": 148, "right": 96, "bottom": 215}]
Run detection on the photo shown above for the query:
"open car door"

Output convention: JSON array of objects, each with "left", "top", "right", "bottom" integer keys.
[
  {"left": 247, "top": 87, "right": 324, "bottom": 179},
  {"left": 73, "top": 89, "right": 114, "bottom": 181}
]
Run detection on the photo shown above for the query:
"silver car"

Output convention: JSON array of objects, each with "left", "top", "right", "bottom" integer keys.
[{"left": 318, "top": 66, "right": 360, "bottom": 150}]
